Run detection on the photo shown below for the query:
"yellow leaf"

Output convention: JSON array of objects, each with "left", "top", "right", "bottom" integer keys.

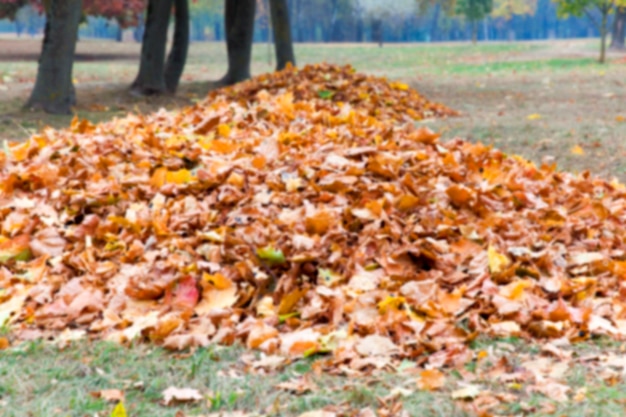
[
  {"left": 488, "top": 245, "right": 510, "bottom": 275},
  {"left": 110, "top": 402, "right": 127, "bottom": 417},
  {"left": 616, "top": 115, "right": 625, "bottom": 123},
  {"left": 390, "top": 82, "right": 410, "bottom": 91},
  {"left": 571, "top": 145, "right": 585, "bottom": 156},
  {"left": 217, "top": 123, "right": 231, "bottom": 137},
  {"left": 526, "top": 113, "right": 542, "bottom": 120},
  {"left": 166, "top": 169, "right": 195, "bottom": 184}
]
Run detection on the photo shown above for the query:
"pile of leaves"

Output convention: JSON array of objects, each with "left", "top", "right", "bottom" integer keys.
[
  {"left": 215, "top": 63, "right": 457, "bottom": 122},
  {"left": 0, "top": 63, "right": 625, "bottom": 374}
]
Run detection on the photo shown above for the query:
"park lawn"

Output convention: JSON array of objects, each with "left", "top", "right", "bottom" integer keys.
[
  {"left": 3, "top": 337, "right": 626, "bottom": 416},
  {"left": 1, "top": 38, "right": 626, "bottom": 417}
]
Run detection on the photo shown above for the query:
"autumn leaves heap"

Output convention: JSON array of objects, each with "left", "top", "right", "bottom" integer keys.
[{"left": 0, "top": 64, "right": 624, "bottom": 370}]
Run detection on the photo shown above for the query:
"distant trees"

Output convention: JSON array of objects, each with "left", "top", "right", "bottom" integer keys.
[
  {"left": 455, "top": 0, "right": 493, "bottom": 42},
  {"left": 555, "top": 0, "right": 626, "bottom": 62}
]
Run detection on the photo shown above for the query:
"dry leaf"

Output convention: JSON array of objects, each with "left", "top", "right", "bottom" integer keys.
[
  {"left": 162, "top": 387, "right": 203, "bottom": 405},
  {"left": 417, "top": 369, "right": 446, "bottom": 391}
]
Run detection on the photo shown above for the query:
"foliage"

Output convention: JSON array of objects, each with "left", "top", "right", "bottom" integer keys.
[
  {"left": 456, "top": 0, "right": 493, "bottom": 22},
  {"left": 491, "top": 0, "right": 536, "bottom": 18},
  {"left": 0, "top": 0, "right": 146, "bottom": 26}
]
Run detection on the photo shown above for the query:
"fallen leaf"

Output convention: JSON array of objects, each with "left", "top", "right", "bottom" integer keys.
[
  {"left": 162, "top": 386, "right": 203, "bottom": 405},
  {"left": 571, "top": 145, "right": 585, "bottom": 156},
  {"left": 417, "top": 369, "right": 446, "bottom": 391}
]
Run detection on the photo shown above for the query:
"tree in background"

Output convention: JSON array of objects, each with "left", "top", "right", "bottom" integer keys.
[
  {"left": 555, "top": 0, "right": 625, "bottom": 62},
  {"left": 356, "top": 0, "right": 416, "bottom": 46},
  {"left": 26, "top": 0, "right": 83, "bottom": 114},
  {"left": 610, "top": 6, "right": 625, "bottom": 48},
  {"left": 269, "top": 0, "right": 295, "bottom": 69},
  {"left": 218, "top": 0, "right": 256, "bottom": 85},
  {"left": 130, "top": 0, "right": 189, "bottom": 95},
  {"left": 455, "top": 0, "right": 493, "bottom": 42},
  {"left": 1, "top": 0, "right": 149, "bottom": 111},
  {"left": 491, "top": 0, "right": 536, "bottom": 39}
]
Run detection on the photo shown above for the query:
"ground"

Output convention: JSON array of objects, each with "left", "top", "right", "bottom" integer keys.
[{"left": 1, "top": 37, "right": 626, "bottom": 417}]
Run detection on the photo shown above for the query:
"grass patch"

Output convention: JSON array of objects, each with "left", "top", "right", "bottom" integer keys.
[
  {"left": 444, "top": 58, "right": 599, "bottom": 75},
  {"left": 0, "top": 340, "right": 463, "bottom": 417},
  {"left": 4, "top": 338, "right": 626, "bottom": 416}
]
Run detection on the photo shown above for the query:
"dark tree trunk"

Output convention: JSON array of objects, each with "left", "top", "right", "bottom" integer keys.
[
  {"left": 611, "top": 7, "right": 626, "bottom": 50},
  {"left": 269, "top": 0, "right": 295, "bottom": 70},
  {"left": 131, "top": 0, "right": 173, "bottom": 95},
  {"left": 372, "top": 18, "right": 383, "bottom": 47},
  {"left": 164, "top": 0, "right": 189, "bottom": 93},
  {"left": 219, "top": 0, "right": 256, "bottom": 86},
  {"left": 26, "top": 0, "right": 82, "bottom": 115}
]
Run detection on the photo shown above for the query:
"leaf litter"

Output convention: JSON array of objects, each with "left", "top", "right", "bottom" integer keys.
[{"left": 1, "top": 63, "right": 626, "bottom": 414}]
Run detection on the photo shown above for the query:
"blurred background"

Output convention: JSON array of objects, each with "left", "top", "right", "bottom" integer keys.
[{"left": 0, "top": 0, "right": 616, "bottom": 44}]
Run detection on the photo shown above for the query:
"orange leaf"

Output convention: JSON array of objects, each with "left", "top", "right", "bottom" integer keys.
[
  {"left": 417, "top": 369, "right": 445, "bottom": 391},
  {"left": 446, "top": 184, "right": 473, "bottom": 207}
]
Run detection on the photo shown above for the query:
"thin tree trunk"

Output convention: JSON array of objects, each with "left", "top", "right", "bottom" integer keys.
[
  {"left": 219, "top": 0, "right": 256, "bottom": 86},
  {"left": 600, "top": 8, "right": 608, "bottom": 63},
  {"left": 430, "top": 4, "right": 440, "bottom": 42},
  {"left": 164, "top": 0, "right": 189, "bottom": 93},
  {"left": 471, "top": 20, "right": 478, "bottom": 44},
  {"left": 611, "top": 7, "right": 626, "bottom": 50},
  {"left": 131, "top": 0, "right": 173, "bottom": 95},
  {"left": 26, "top": 0, "right": 82, "bottom": 115},
  {"left": 269, "top": 0, "right": 295, "bottom": 70}
]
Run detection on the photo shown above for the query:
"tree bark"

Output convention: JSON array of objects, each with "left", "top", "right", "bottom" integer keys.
[
  {"left": 599, "top": 8, "right": 608, "bottom": 63},
  {"left": 131, "top": 0, "right": 173, "bottom": 95},
  {"left": 26, "top": 0, "right": 82, "bottom": 115},
  {"left": 164, "top": 0, "right": 189, "bottom": 93},
  {"left": 219, "top": 0, "right": 256, "bottom": 86},
  {"left": 611, "top": 7, "right": 626, "bottom": 50},
  {"left": 269, "top": 0, "right": 295, "bottom": 70}
]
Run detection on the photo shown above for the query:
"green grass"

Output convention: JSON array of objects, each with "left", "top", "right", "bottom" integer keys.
[
  {"left": 0, "top": 340, "right": 465, "bottom": 417},
  {"left": 443, "top": 57, "right": 600, "bottom": 75},
  {"left": 4, "top": 338, "right": 626, "bottom": 416}
]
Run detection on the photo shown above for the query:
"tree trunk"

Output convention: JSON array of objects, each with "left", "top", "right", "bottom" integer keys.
[
  {"left": 611, "top": 7, "right": 626, "bottom": 50},
  {"left": 131, "top": 0, "right": 173, "bottom": 95},
  {"left": 219, "top": 0, "right": 256, "bottom": 86},
  {"left": 372, "top": 18, "right": 383, "bottom": 47},
  {"left": 430, "top": 4, "right": 440, "bottom": 42},
  {"left": 164, "top": 0, "right": 189, "bottom": 93},
  {"left": 26, "top": 0, "right": 82, "bottom": 115},
  {"left": 471, "top": 20, "right": 478, "bottom": 44},
  {"left": 599, "top": 8, "right": 608, "bottom": 63},
  {"left": 269, "top": 0, "right": 295, "bottom": 70}
]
